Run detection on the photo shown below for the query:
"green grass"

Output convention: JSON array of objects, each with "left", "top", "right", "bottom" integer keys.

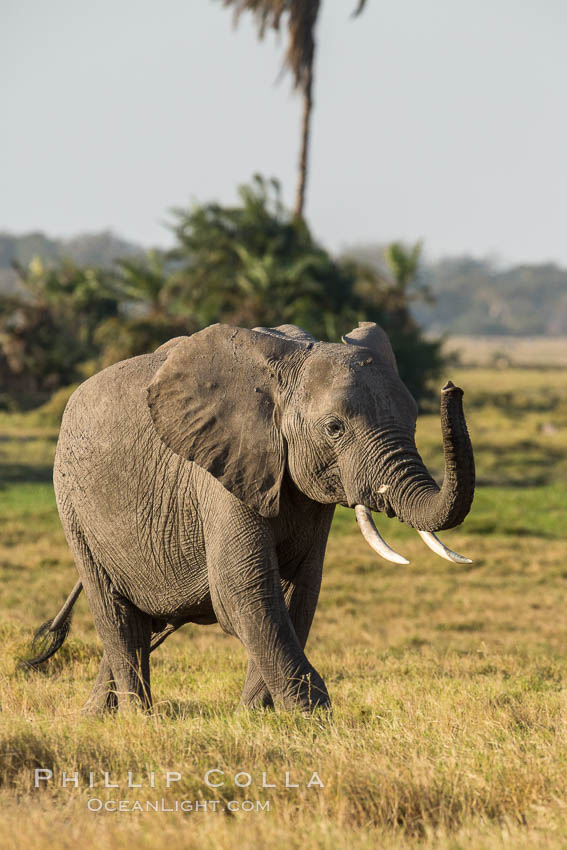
[{"left": 1, "top": 363, "right": 567, "bottom": 848}]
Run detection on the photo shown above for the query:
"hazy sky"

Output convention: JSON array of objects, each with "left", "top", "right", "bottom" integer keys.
[{"left": 1, "top": 0, "right": 566, "bottom": 264}]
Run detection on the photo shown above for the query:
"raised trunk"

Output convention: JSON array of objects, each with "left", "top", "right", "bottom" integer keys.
[{"left": 386, "top": 382, "right": 475, "bottom": 532}]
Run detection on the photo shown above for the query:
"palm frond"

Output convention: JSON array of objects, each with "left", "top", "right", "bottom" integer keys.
[
  {"left": 222, "top": 0, "right": 369, "bottom": 88},
  {"left": 352, "top": 0, "right": 368, "bottom": 17},
  {"left": 220, "top": 0, "right": 320, "bottom": 90}
]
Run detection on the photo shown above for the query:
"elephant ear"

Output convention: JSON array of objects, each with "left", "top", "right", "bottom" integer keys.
[
  {"left": 154, "top": 336, "right": 191, "bottom": 354},
  {"left": 253, "top": 324, "right": 318, "bottom": 344},
  {"left": 342, "top": 322, "right": 398, "bottom": 374},
  {"left": 147, "top": 324, "right": 309, "bottom": 518}
]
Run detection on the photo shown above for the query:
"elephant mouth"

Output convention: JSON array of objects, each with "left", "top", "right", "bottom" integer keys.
[
  {"left": 343, "top": 484, "right": 395, "bottom": 517},
  {"left": 366, "top": 490, "right": 396, "bottom": 518}
]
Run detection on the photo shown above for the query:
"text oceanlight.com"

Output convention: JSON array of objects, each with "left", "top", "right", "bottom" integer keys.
[{"left": 87, "top": 798, "right": 270, "bottom": 813}]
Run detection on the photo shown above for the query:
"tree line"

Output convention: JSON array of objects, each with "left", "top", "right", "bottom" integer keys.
[{"left": 0, "top": 177, "right": 440, "bottom": 412}]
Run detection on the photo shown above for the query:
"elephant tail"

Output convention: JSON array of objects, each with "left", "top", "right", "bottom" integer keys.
[{"left": 19, "top": 580, "right": 83, "bottom": 670}]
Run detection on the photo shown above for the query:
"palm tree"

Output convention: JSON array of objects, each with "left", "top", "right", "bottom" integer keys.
[{"left": 221, "top": 0, "right": 368, "bottom": 218}]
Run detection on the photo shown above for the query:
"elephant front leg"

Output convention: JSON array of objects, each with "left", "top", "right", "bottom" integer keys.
[
  {"left": 206, "top": 521, "right": 330, "bottom": 712},
  {"left": 239, "top": 507, "right": 334, "bottom": 710},
  {"left": 240, "top": 573, "right": 324, "bottom": 709}
]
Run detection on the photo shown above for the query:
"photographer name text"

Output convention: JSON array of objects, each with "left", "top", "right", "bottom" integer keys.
[{"left": 33, "top": 768, "right": 324, "bottom": 790}]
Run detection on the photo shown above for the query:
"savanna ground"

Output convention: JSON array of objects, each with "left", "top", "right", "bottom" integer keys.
[{"left": 1, "top": 338, "right": 566, "bottom": 849}]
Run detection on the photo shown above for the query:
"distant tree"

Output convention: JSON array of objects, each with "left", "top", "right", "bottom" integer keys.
[
  {"left": 0, "top": 178, "right": 442, "bottom": 407},
  {"left": 0, "top": 231, "right": 142, "bottom": 275},
  {"left": 93, "top": 251, "right": 197, "bottom": 367},
  {"left": 171, "top": 176, "right": 441, "bottom": 401},
  {"left": 113, "top": 251, "right": 175, "bottom": 317},
  {"left": 0, "top": 258, "right": 119, "bottom": 400},
  {"left": 170, "top": 175, "right": 356, "bottom": 337},
  {"left": 220, "top": 0, "right": 368, "bottom": 217},
  {"left": 385, "top": 241, "right": 423, "bottom": 294}
]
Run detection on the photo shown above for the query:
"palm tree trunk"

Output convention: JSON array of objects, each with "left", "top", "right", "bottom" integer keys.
[{"left": 295, "top": 62, "right": 314, "bottom": 219}]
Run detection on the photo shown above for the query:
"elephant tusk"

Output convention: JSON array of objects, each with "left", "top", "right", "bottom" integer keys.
[
  {"left": 416, "top": 530, "right": 472, "bottom": 564},
  {"left": 355, "top": 505, "right": 410, "bottom": 565}
]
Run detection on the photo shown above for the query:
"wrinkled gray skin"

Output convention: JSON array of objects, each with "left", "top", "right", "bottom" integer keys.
[{"left": 51, "top": 322, "right": 474, "bottom": 713}]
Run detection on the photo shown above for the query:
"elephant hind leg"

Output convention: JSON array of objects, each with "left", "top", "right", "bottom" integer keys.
[
  {"left": 82, "top": 652, "right": 118, "bottom": 715},
  {"left": 63, "top": 512, "right": 153, "bottom": 711},
  {"left": 79, "top": 621, "right": 180, "bottom": 715},
  {"left": 85, "top": 581, "right": 153, "bottom": 711}
]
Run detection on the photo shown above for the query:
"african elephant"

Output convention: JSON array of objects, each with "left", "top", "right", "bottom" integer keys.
[{"left": 24, "top": 322, "right": 475, "bottom": 712}]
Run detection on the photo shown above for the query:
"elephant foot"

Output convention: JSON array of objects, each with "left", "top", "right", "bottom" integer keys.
[
  {"left": 239, "top": 660, "right": 274, "bottom": 710},
  {"left": 82, "top": 687, "right": 155, "bottom": 715},
  {"left": 242, "top": 660, "right": 330, "bottom": 713},
  {"left": 281, "top": 669, "right": 331, "bottom": 713},
  {"left": 239, "top": 687, "right": 275, "bottom": 711},
  {"left": 81, "top": 687, "right": 118, "bottom": 715},
  {"left": 81, "top": 653, "right": 118, "bottom": 715}
]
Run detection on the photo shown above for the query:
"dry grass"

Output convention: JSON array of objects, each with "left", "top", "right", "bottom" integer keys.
[{"left": 1, "top": 353, "right": 567, "bottom": 848}]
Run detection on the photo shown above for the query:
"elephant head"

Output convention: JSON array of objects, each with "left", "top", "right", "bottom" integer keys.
[{"left": 147, "top": 322, "right": 475, "bottom": 563}]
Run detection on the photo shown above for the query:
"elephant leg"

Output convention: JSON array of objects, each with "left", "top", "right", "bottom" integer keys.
[
  {"left": 63, "top": 513, "right": 153, "bottom": 711},
  {"left": 239, "top": 506, "right": 334, "bottom": 710},
  {"left": 82, "top": 652, "right": 118, "bottom": 715},
  {"left": 240, "top": 562, "right": 327, "bottom": 708},
  {"left": 240, "top": 579, "right": 322, "bottom": 708},
  {"left": 83, "top": 621, "right": 176, "bottom": 714},
  {"left": 240, "top": 658, "right": 274, "bottom": 709},
  {"left": 206, "top": 507, "right": 330, "bottom": 712},
  {"left": 85, "top": 580, "right": 152, "bottom": 711},
  {"left": 240, "top": 582, "right": 320, "bottom": 708}
]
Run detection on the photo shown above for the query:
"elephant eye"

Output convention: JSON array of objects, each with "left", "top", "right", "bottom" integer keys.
[{"left": 324, "top": 419, "right": 345, "bottom": 440}]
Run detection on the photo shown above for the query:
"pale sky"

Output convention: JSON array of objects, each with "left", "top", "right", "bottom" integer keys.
[{"left": 1, "top": 0, "right": 566, "bottom": 264}]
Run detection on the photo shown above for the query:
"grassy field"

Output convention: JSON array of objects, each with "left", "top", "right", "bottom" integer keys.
[
  {"left": 443, "top": 335, "right": 567, "bottom": 369},
  {"left": 1, "top": 355, "right": 567, "bottom": 849}
]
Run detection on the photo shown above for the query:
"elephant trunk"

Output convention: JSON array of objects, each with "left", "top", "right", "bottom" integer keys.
[{"left": 383, "top": 381, "right": 475, "bottom": 532}]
